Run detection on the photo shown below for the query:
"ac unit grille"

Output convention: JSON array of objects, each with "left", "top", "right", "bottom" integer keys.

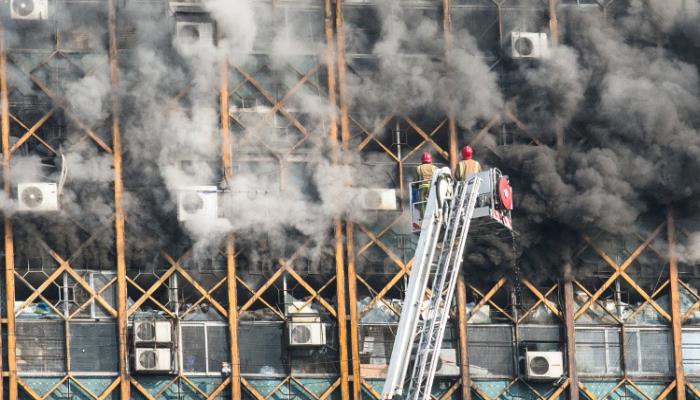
[
  {"left": 514, "top": 37, "right": 534, "bottom": 56},
  {"left": 139, "top": 350, "right": 157, "bottom": 369},
  {"left": 21, "top": 186, "right": 44, "bottom": 208},
  {"left": 136, "top": 322, "right": 156, "bottom": 342},
  {"left": 529, "top": 356, "right": 550, "bottom": 375},
  {"left": 179, "top": 25, "right": 201, "bottom": 43},
  {"left": 12, "top": 0, "right": 35, "bottom": 17},
  {"left": 291, "top": 325, "right": 312, "bottom": 344},
  {"left": 364, "top": 191, "right": 383, "bottom": 209},
  {"left": 181, "top": 193, "right": 204, "bottom": 213}
]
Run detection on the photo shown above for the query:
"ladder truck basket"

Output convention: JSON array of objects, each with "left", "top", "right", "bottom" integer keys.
[
  {"left": 409, "top": 170, "right": 454, "bottom": 233},
  {"left": 411, "top": 168, "right": 513, "bottom": 235}
]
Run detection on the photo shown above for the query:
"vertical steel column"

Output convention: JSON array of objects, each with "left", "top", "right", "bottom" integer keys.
[
  {"left": 667, "top": 207, "right": 686, "bottom": 400},
  {"left": 443, "top": 0, "right": 457, "bottom": 170},
  {"left": 547, "top": 7, "right": 575, "bottom": 396},
  {"left": 443, "top": 2, "right": 471, "bottom": 399},
  {"left": 346, "top": 222, "right": 361, "bottom": 399},
  {"left": 548, "top": 0, "right": 559, "bottom": 47},
  {"left": 335, "top": 0, "right": 350, "bottom": 150},
  {"left": 226, "top": 237, "right": 240, "bottom": 400},
  {"left": 334, "top": 219, "right": 350, "bottom": 400},
  {"left": 454, "top": 277, "right": 471, "bottom": 400},
  {"left": 322, "top": 0, "right": 351, "bottom": 395},
  {"left": 324, "top": 0, "right": 339, "bottom": 160},
  {"left": 562, "top": 264, "right": 578, "bottom": 400},
  {"left": 548, "top": 0, "right": 565, "bottom": 149},
  {"left": 326, "top": 0, "right": 350, "bottom": 395},
  {"left": 0, "top": 23, "right": 17, "bottom": 400},
  {"left": 335, "top": 1, "right": 361, "bottom": 398},
  {"left": 107, "top": 0, "right": 130, "bottom": 398},
  {"left": 220, "top": 61, "right": 241, "bottom": 400}
]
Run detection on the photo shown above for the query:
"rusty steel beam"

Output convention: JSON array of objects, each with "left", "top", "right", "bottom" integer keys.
[
  {"left": 335, "top": 1, "right": 362, "bottom": 398},
  {"left": 667, "top": 207, "right": 686, "bottom": 400},
  {"left": 335, "top": 0, "right": 350, "bottom": 152},
  {"left": 220, "top": 62, "right": 233, "bottom": 182},
  {"left": 454, "top": 277, "right": 471, "bottom": 400},
  {"left": 324, "top": 0, "right": 351, "bottom": 394},
  {"left": 106, "top": 0, "right": 130, "bottom": 397},
  {"left": 562, "top": 264, "right": 578, "bottom": 400},
  {"left": 321, "top": 2, "right": 351, "bottom": 383},
  {"left": 346, "top": 221, "right": 361, "bottom": 397},
  {"left": 1, "top": 23, "right": 16, "bottom": 400},
  {"left": 548, "top": 0, "right": 564, "bottom": 149},
  {"left": 334, "top": 220, "right": 350, "bottom": 400},
  {"left": 220, "top": 61, "right": 241, "bottom": 400},
  {"left": 443, "top": 0, "right": 458, "bottom": 173},
  {"left": 548, "top": 0, "right": 559, "bottom": 47},
  {"left": 324, "top": 0, "right": 339, "bottom": 159}
]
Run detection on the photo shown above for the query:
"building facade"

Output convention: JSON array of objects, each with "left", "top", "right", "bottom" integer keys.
[{"left": 1, "top": 0, "right": 699, "bottom": 400}]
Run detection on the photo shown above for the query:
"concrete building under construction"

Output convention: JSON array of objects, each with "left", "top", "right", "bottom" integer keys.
[{"left": 1, "top": 0, "right": 700, "bottom": 399}]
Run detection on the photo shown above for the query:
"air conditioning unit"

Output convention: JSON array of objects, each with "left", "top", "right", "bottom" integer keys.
[
  {"left": 175, "top": 21, "right": 214, "bottom": 51},
  {"left": 133, "top": 320, "right": 172, "bottom": 344},
  {"left": 435, "top": 348, "right": 460, "bottom": 377},
  {"left": 17, "top": 182, "right": 58, "bottom": 212},
  {"left": 10, "top": 0, "right": 48, "bottom": 20},
  {"left": 288, "top": 322, "right": 326, "bottom": 347},
  {"left": 511, "top": 32, "right": 549, "bottom": 59},
  {"left": 359, "top": 189, "right": 398, "bottom": 211},
  {"left": 525, "top": 351, "right": 563, "bottom": 381},
  {"left": 134, "top": 348, "right": 172, "bottom": 372},
  {"left": 177, "top": 186, "right": 218, "bottom": 222}
]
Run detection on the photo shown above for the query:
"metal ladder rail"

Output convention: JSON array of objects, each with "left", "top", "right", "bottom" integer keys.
[
  {"left": 417, "top": 176, "right": 481, "bottom": 400},
  {"left": 410, "top": 177, "right": 481, "bottom": 400},
  {"left": 407, "top": 177, "right": 482, "bottom": 400},
  {"left": 405, "top": 180, "right": 469, "bottom": 397},
  {"left": 382, "top": 170, "right": 452, "bottom": 400}
]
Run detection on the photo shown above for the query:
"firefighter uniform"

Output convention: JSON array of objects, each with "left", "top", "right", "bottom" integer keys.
[
  {"left": 416, "top": 163, "right": 438, "bottom": 188},
  {"left": 455, "top": 159, "right": 481, "bottom": 181},
  {"left": 415, "top": 162, "right": 437, "bottom": 217}
]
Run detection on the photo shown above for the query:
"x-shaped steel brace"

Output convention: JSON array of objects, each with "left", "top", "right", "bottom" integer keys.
[
  {"left": 576, "top": 224, "right": 668, "bottom": 321},
  {"left": 9, "top": 53, "right": 112, "bottom": 153}
]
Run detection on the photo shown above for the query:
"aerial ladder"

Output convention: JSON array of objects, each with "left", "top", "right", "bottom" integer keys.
[{"left": 382, "top": 167, "right": 513, "bottom": 400}]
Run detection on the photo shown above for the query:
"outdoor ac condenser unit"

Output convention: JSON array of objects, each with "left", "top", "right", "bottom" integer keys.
[
  {"left": 177, "top": 186, "right": 218, "bottom": 222},
  {"left": 134, "top": 348, "right": 172, "bottom": 372},
  {"left": 133, "top": 320, "right": 172, "bottom": 345},
  {"left": 10, "top": 0, "right": 49, "bottom": 20},
  {"left": 360, "top": 188, "right": 398, "bottom": 211},
  {"left": 17, "top": 182, "right": 58, "bottom": 212},
  {"left": 525, "top": 351, "right": 563, "bottom": 380},
  {"left": 288, "top": 322, "right": 326, "bottom": 347},
  {"left": 175, "top": 21, "right": 214, "bottom": 50},
  {"left": 511, "top": 32, "right": 549, "bottom": 59}
]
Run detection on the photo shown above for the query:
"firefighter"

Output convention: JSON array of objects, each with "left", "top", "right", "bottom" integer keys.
[
  {"left": 454, "top": 145, "right": 481, "bottom": 181},
  {"left": 415, "top": 152, "right": 437, "bottom": 217}
]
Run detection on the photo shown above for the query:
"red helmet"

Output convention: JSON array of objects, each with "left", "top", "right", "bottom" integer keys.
[
  {"left": 421, "top": 152, "right": 432, "bottom": 164},
  {"left": 461, "top": 145, "right": 473, "bottom": 160}
]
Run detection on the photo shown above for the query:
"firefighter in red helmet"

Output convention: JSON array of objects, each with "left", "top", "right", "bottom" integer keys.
[
  {"left": 455, "top": 145, "right": 481, "bottom": 181},
  {"left": 415, "top": 152, "right": 437, "bottom": 216}
]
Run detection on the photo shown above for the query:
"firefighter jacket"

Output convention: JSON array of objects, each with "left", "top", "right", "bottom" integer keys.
[
  {"left": 416, "top": 164, "right": 437, "bottom": 189},
  {"left": 455, "top": 159, "right": 481, "bottom": 181}
]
